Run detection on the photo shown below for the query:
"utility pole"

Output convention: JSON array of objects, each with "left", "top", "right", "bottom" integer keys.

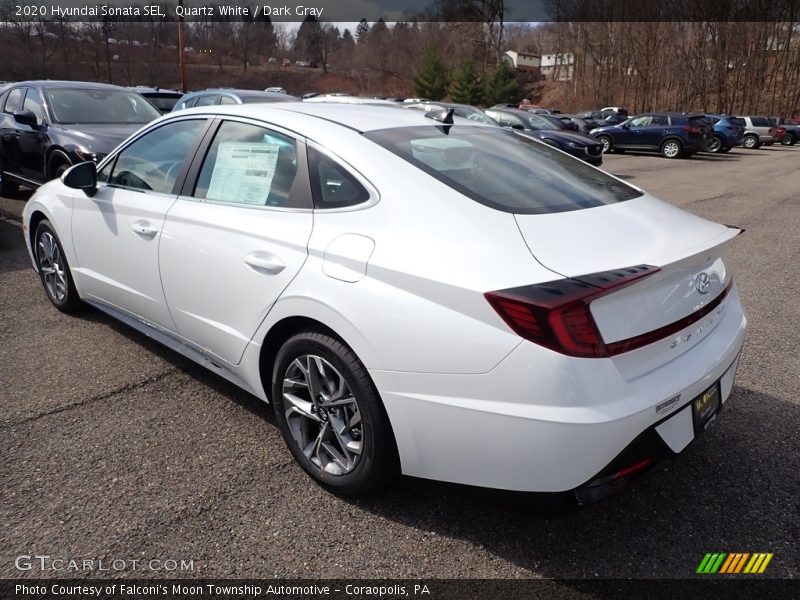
[{"left": 177, "top": 0, "right": 187, "bottom": 92}]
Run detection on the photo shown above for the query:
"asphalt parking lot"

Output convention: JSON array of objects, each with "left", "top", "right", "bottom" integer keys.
[{"left": 1, "top": 145, "right": 798, "bottom": 581}]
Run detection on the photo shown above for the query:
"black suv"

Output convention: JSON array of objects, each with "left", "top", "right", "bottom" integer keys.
[{"left": 0, "top": 81, "right": 160, "bottom": 194}]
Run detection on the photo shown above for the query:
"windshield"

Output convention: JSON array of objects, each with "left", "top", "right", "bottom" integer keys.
[
  {"left": 45, "top": 88, "right": 161, "bottom": 124},
  {"left": 365, "top": 126, "right": 643, "bottom": 215}
]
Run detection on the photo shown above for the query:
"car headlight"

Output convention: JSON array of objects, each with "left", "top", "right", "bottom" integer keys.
[{"left": 74, "top": 148, "right": 103, "bottom": 163}]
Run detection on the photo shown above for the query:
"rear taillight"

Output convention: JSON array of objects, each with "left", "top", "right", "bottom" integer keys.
[
  {"left": 485, "top": 265, "right": 660, "bottom": 358},
  {"left": 775, "top": 127, "right": 785, "bottom": 137},
  {"left": 685, "top": 126, "right": 703, "bottom": 135}
]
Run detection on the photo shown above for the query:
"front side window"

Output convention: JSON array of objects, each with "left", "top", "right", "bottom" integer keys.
[
  {"left": 194, "top": 94, "right": 220, "bottom": 107},
  {"left": 193, "top": 120, "right": 299, "bottom": 207},
  {"left": 365, "top": 125, "right": 643, "bottom": 215},
  {"left": 44, "top": 88, "right": 160, "bottom": 124},
  {"left": 108, "top": 119, "right": 206, "bottom": 193},
  {"left": 219, "top": 96, "right": 237, "bottom": 105},
  {"left": 23, "top": 88, "right": 45, "bottom": 122},
  {"left": 629, "top": 116, "right": 652, "bottom": 127}
]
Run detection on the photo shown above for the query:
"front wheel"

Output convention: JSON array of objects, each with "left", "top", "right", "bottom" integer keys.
[
  {"left": 272, "top": 331, "right": 399, "bottom": 496},
  {"left": 660, "top": 139, "right": 682, "bottom": 159},
  {"left": 34, "top": 219, "right": 82, "bottom": 312},
  {"left": 597, "top": 135, "right": 612, "bottom": 154}
]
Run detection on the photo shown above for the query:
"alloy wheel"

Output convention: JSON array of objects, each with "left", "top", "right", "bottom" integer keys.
[
  {"left": 37, "top": 231, "right": 67, "bottom": 302},
  {"left": 282, "top": 354, "right": 363, "bottom": 476},
  {"left": 599, "top": 137, "right": 611, "bottom": 153},
  {"left": 743, "top": 136, "right": 757, "bottom": 149},
  {"left": 663, "top": 141, "right": 680, "bottom": 158},
  {"left": 706, "top": 137, "right": 722, "bottom": 153}
]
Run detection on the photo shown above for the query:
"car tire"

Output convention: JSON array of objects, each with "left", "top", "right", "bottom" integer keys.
[
  {"left": 660, "top": 139, "right": 682, "bottom": 159},
  {"left": 706, "top": 135, "right": 724, "bottom": 153},
  {"left": 34, "top": 219, "right": 82, "bottom": 312},
  {"left": 781, "top": 134, "right": 795, "bottom": 146},
  {"left": 597, "top": 135, "right": 613, "bottom": 154},
  {"left": 742, "top": 135, "right": 760, "bottom": 149},
  {"left": 271, "top": 331, "right": 399, "bottom": 497},
  {"left": 47, "top": 151, "right": 72, "bottom": 181}
]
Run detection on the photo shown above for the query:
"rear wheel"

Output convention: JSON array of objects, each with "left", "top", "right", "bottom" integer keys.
[
  {"left": 660, "top": 139, "right": 682, "bottom": 159},
  {"left": 781, "top": 134, "right": 795, "bottom": 146},
  {"left": 742, "top": 134, "right": 760, "bottom": 149},
  {"left": 34, "top": 219, "right": 81, "bottom": 312},
  {"left": 272, "top": 331, "right": 399, "bottom": 496},
  {"left": 705, "top": 135, "right": 724, "bottom": 153}
]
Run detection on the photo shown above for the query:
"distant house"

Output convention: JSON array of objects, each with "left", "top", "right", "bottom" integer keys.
[
  {"left": 540, "top": 53, "right": 574, "bottom": 81},
  {"left": 502, "top": 51, "right": 541, "bottom": 74}
]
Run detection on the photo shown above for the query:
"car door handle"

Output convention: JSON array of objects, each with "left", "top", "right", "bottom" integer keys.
[
  {"left": 244, "top": 251, "right": 285, "bottom": 274},
  {"left": 131, "top": 221, "right": 159, "bottom": 238}
]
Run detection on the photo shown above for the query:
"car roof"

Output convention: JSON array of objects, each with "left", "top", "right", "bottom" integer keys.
[
  {"left": 14, "top": 80, "right": 129, "bottom": 90},
  {"left": 644, "top": 112, "right": 705, "bottom": 118},
  {"left": 186, "top": 89, "right": 295, "bottom": 99},
  {"left": 175, "top": 102, "right": 494, "bottom": 133}
]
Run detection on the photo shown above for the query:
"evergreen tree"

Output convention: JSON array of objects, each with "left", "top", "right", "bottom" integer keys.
[
  {"left": 448, "top": 60, "right": 484, "bottom": 105},
  {"left": 412, "top": 46, "right": 450, "bottom": 100},
  {"left": 340, "top": 28, "right": 355, "bottom": 51},
  {"left": 355, "top": 18, "right": 370, "bottom": 42},
  {"left": 485, "top": 60, "right": 524, "bottom": 106}
]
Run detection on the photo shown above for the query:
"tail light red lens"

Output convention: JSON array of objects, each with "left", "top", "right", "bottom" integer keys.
[
  {"left": 685, "top": 126, "right": 703, "bottom": 134},
  {"left": 485, "top": 265, "right": 660, "bottom": 358}
]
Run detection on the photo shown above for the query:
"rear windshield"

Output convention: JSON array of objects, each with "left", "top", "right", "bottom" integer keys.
[{"left": 365, "top": 126, "right": 643, "bottom": 215}]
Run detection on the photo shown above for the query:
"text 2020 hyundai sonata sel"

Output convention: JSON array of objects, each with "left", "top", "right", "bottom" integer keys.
[{"left": 22, "top": 103, "right": 746, "bottom": 502}]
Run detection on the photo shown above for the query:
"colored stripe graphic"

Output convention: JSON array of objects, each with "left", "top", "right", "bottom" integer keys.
[
  {"left": 758, "top": 554, "right": 773, "bottom": 573},
  {"left": 719, "top": 554, "right": 736, "bottom": 573},
  {"left": 698, "top": 552, "right": 773, "bottom": 574},
  {"left": 697, "top": 553, "right": 713, "bottom": 573}
]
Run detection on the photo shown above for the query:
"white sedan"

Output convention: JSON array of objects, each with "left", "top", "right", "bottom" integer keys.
[{"left": 22, "top": 103, "right": 746, "bottom": 503}]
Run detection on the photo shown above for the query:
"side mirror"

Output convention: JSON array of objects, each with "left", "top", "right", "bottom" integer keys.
[
  {"left": 511, "top": 124, "right": 525, "bottom": 130},
  {"left": 13, "top": 110, "right": 39, "bottom": 128},
  {"left": 61, "top": 161, "right": 97, "bottom": 196},
  {"left": 621, "top": 122, "right": 630, "bottom": 129}
]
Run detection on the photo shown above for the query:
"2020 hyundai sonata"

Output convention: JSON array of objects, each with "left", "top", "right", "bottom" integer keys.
[{"left": 22, "top": 103, "right": 746, "bottom": 502}]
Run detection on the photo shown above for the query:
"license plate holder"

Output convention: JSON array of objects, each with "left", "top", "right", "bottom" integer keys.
[{"left": 692, "top": 381, "right": 722, "bottom": 435}]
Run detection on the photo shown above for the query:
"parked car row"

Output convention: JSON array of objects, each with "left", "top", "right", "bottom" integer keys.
[{"left": 1, "top": 79, "right": 797, "bottom": 197}]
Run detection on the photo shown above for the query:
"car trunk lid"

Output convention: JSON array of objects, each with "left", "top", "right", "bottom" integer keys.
[{"left": 513, "top": 194, "right": 740, "bottom": 356}]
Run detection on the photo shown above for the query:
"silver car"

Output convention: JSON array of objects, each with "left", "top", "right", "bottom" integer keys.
[{"left": 740, "top": 116, "right": 777, "bottom": 149}]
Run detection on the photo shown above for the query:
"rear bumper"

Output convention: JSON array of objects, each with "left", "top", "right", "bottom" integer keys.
[{"left": 371, "top": 285, "right": 746, "bottom": 493}]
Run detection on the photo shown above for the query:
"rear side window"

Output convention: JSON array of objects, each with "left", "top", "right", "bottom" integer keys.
[
  {"left": 651, "top": 115, "right": 669, "bottom": 125},
  {"left": 4, "top": 88, "right": 24, "bottom": 114},
  {"left": 193, "top": 120, "right": 301, "bottom": 208},
  {"left": 308, "top": 147, "right": 370, "bottom": 209},
  {"left": 751, "top": 117, "right": 770, "bottom": 127},
  {"left": 365, "top": 125, "right": 643, "bottom": 215}
]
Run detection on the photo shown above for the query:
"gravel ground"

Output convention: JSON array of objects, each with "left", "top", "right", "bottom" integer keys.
[{"left": 1, "top": 145, "right": 798, "bottom": 581}]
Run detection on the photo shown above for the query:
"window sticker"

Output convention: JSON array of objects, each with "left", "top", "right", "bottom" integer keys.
[{"left": 206, "top": 142, "right": 280, "bottom": 205}]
